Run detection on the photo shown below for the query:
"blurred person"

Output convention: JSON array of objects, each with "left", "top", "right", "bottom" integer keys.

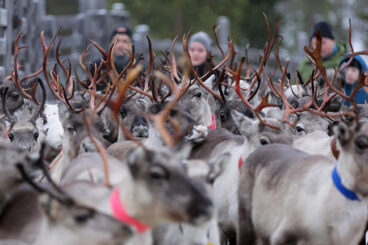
[
  {"left": 297, "top": 21, "right": 348, "bottom": 83},
  {"left": 188, "top": 31, "right": 212, "bottom": 77},
  {"left": 89, "top": 25, "right": 133, "bottom": 91},
  {"left": 339, "top": 55, "right": 368, "bottom": 106}
]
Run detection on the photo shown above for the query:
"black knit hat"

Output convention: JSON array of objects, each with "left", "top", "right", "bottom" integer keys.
[
  {"left": 311, "top": 21, "right": 334, "bottom": 40},
  {"left": 111, "top": 25, "right": 132, "bottom": 40},
  {"left": 347, "top": 59, "right": 363, "bottom": 73}
]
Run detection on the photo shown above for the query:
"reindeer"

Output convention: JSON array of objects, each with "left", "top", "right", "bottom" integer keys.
[
  {"left": 50, "top": 97, "right": 113, "bottom": 182},
  {"left": 153, "top": 153, "right": 230, "bottom": 245},
  {"left": 0, "top": 139, "right": 41, "bottom": 215},
  {"left": 237, "top": 116, "right": 368, "bottom": 245},
  {"left": 189, "top": 110, "right": 293, "bottom": 244},
  {"left": 116, "top": 96, "right": 150, "bottom": 141},
  {"left": 0, "top": 175, "right": 133, "bottom": 245},
  {"left": 56, "top": 140, "right": 215, "bottom": 244},
  {"left": 1, "top": 80, "right": 46, "bottom": 152},
  {"left": 0, "top": 80, "right": 24, "bottom": 121},
  {"left": 215, "top": 99, "right": 256, "bottom": 135}
]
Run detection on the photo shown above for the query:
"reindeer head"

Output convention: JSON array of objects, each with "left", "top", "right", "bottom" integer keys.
[
  {"left": 119, "top": 97, "right": 149, "bottom": 139},
  {"left": 333, "top": 117, "right": 368, "bottom": 198},
  {"left": 178, "top": 76, "right": 215, "bottom": 127},
  {"left": 216, "top": 99, "right": 256, "bottom": 135},
  {"left": 0, "top": 140, "right": 41, "bottom": 204},
  {"left": 15, "top": 153, "right": 133, "bottom": 245},
  {"left": 1, "top": 80, "right": 46, "bottom": 153},
  {"left": 0, "top": 80, "right": 24, "bottom": 116},
  {"left": 294, "top": 111, "right": 331, "bottom": 136},
  {"left": 58, "top": 100, "right": 111, "bottom": 160},
  {"left": 231, "top": 110, "right": 293, "bottom": 149},
  {"left": 39, "top": 191, "right": 132, "bottom": 245},
  {"left": 183, "top": 153, "right": 230, "bottom": 193},
  {"left": 123, "top": 145, "right": 214, "bottom": 226}
]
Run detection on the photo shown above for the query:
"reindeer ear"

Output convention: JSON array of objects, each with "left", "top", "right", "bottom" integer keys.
[
  {"left": 333, "top": 117, "right": 356, "bottom": 147},
  {"left": 57, "top": 101, "right": 70, "bottom": 123},
  {"left": 137, "top": 98, "right": 149, "bottom": 112},
  {"left": 203, "top": 74, "right": 215, "bottom": 88},
  {"left": 126, "top": 147, "right": 152, "bottom": 177},
  {"left": 207, "top": 153, "right": 230, "bottom": 184},
  {"left": 174, "top": 142, "right": 193, "bottom": 161},
  {"left": 39, "top": 194, "right": 55, "bottom": 219},
  {"left": 231, "top": 110, "right": 258, "bottom": 137}
]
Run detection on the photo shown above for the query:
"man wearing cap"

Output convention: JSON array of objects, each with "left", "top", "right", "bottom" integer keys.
[
  {"left": 297, "top": 21, "right": 348, "bottom": 83},
  {"left": 89, "top": 25, "right": 133, "bottom": 91}
]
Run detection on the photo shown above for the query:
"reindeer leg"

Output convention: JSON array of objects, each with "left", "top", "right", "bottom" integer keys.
[{"left": 238, "top": 167, "right": 256, "bottom": 245}]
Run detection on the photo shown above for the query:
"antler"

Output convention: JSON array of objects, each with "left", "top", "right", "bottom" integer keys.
[
  {"left": 303, "top": 27, "right": 364, "bottom": 122},
  {"left": 31, "top": 78, "right": 47, "bottom": 122},
  {"left": 11, "top": 32, "right": 44, "bottom": 104},
  {"left": 16, "top": 144, "right": 74, "bottom": 206},
  {"left": 1, "top": 87, "right": 17, "bottom": 124}
]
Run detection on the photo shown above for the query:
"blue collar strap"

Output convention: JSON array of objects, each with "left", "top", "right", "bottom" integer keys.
[{"left": 332, "top": 165, "right": 360, "bottom": 201}]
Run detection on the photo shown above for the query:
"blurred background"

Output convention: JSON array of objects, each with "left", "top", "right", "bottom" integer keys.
[
  {"left": 1, "top": 0, "right": 367, "bottom": 81},
  {"left": 45, "top": 0, "right": 368, "bottom": 59}
]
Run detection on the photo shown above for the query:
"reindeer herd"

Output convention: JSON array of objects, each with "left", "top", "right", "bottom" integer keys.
[{"left": 0, "top": 17, "right": 367, "bottom": 245}]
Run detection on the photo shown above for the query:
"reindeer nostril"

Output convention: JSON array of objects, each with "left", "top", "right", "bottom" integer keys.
[
  {"left": 8, "top": 133, "right": 15, "bottom": 142},
  {"left": 82, "top": 143, "right": 89, "bottom": 152},
  {"left": 260, "top": 139, "right": 269, "bottom": 145},
  {"left": 220, "top": 113, "right": 226, "bottom": 121}
]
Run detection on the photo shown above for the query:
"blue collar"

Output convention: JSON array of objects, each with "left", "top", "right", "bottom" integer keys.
[{"left": 332, "top": 165, "right": 360, "bottom": 201}]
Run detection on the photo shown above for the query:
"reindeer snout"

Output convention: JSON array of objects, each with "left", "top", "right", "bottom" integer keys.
[
  {"left": 187, "top": 195, "right": 214, "bottom": 226},
  {"left": 80, "top": 138, "right": 98, "bottom": 153},
  {"left": 131, "top": 116, "right": 149, "bottom": 138}
]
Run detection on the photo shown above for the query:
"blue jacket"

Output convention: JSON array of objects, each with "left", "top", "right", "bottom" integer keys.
[
  {"left": 344, "top": 82, "right": 368, "bottom": 106},
  {"left": 340, "top": 55, "right": 368, "bottom": 106}
]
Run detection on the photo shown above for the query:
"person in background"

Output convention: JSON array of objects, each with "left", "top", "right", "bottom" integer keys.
[
  {"left": 297, "top": 21, "right": 348, "bottom": 83},
  {"left": 89, "top": 25, "right": 133, "bottom": 91},
  {"left": 188, "top": 31, "right": 212, "bottom": 78},
  {"left": 339, "top": 55, "right": 368, "bottom": 106}
]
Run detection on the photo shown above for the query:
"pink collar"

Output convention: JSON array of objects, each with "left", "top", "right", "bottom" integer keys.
[
  {"left": 238, "top": 156, "right": 243, "bottom": 170},
  {"left": 110, "top": 187, "right": 150, "bottom": 233},
  {"left": 208, "top": 113, "right": 216, "bottom": 129}
]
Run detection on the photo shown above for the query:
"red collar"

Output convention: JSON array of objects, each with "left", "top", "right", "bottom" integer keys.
[
  {"left": 110, "top": 187, "right": 150, "bottom": 233},
  {"left": 208, "top": 113, "right": 216, "bottom": 129},
  {"left": 238, "top": 156, "right": 243, "bottom": 170}
]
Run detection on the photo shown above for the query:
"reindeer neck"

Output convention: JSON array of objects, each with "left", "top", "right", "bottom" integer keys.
[
  {"left": 336, "top": 152, "right": 368, "bottom": 199},
  {"left": 50, "top": 154, "right": 69, "bottom": 184},
  {"left": 37, "top": 220, "right": 84, "bottom": 245},
  {"left": 146, "top": 124, "right": 165, "bottom": 148}
]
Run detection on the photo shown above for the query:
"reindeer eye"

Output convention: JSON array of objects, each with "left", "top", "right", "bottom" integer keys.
[
  {"left": 120, "top": 109, "right": 127, "bottom": 119},
  {"left": 8, "top": 133, "right": 14, "bottom": 142},
  {"left": 34, "top": 132, "right": 39, "bottom": 141},
  {"left": 220, "top": 112, "right": 227, "bottom": 122},
  {"left": 10, "top": 92, "right": 19, "bottom": 101},
  {"left": 296, "top": 125, "right": 304, "bottom": 133},
  {"left": 355, "top": 135, "right": 368, "bottom": 150},
  {"left": 74, "top": 210, "right": 94, "bottom": 224},
  {"left": 67, "top": 126, "right": 75, "bottom": 134},
  {"left": 149, "top": 166, "right": 168, "bottom": 181},
  {"left": 260, "top": 138, "right": 269, "bottom": 145},
  {"left": 194, "top": 91, "right": 202, "bottom": 98}
]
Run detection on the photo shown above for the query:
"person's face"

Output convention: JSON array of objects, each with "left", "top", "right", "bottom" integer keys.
[
  {"left": 112, "top": 34, "right": 132, "bottom": 56},
  {"left": 345, "top": 66, "right": 360, "bottom": 84},
  {"left": 311, "top": 37, "right": 335, "bottom": 58},
  {"left": 189, "top": 41, "right": 208, "bottom": 66}
]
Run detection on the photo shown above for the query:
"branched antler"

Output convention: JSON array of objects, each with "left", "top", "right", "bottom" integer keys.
[{"left": 11, "top": 32, "right": 44, "bottom": 104}]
